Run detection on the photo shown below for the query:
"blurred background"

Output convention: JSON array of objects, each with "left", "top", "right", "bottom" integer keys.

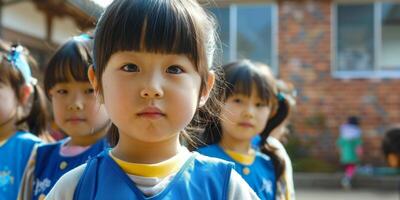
[{"left": 1, "top": 0, "right": 399, "bottom": 199}]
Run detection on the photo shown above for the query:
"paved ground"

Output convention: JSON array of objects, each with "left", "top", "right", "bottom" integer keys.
[{"left": 296, "top": 188, "right": 399, "bottom": 200}]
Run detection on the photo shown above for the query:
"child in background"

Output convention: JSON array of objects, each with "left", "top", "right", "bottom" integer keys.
[
  {"left": 336, "top": 116, "right": 363, "bottom": 189},
  {"left": 0, "top": 42, "right": 48, "bottom": 200},
  {"left": 18, "top": 35, "right": 110, "bottom": 200},
  {"left": 382, "top": 126, "right": 400, "bottom": 168},
  {"left": 197, "top": 60, "right": 283, "bottom": 200},
  {"left": 47, "top": 1, "right": 258, "bottom": 199}
]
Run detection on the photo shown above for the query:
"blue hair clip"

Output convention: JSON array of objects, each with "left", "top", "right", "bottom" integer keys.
[
  {"left": 73, "top": 34, "right": 92, "bottom": 42},
  {"left": 7, "top": 45, "right": 36, "bottom": 85}
]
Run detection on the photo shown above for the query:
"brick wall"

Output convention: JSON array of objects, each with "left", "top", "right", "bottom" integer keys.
[{"left": 278, "top": 0, "right": 400, "bottom": 166}]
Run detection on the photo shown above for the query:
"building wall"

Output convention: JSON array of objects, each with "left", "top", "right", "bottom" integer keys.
[
  {"left": 278, "top": 0, "right": 400, "bottom": 165},
  {"left": 2, "top": 2, "right": 80, "bottom": 44}
]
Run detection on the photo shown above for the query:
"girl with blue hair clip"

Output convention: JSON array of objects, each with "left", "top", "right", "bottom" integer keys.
[
  {"left": 18, "top": 34, "right": 111, "bottom": 200},
  {"left": 0, "top": 41, "right": 48, "bottom": 200}
]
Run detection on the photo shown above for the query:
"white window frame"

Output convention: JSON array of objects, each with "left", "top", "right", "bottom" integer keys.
[{"left": 332, "top": 0, "right": 400, "bottom": 79}]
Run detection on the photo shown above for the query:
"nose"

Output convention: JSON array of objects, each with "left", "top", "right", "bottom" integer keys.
[
  {"left": 68, "top": 93, "right": 84, "bottom": 111},
  {"left": 242, "top": 104, "right": 255, "bottom": 119},
  {"left": 140, "top": 74, "right": 164, "bottom": 99}
]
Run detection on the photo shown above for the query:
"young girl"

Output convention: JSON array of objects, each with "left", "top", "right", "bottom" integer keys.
[
  {"left": 18, "top": 35, "right": 110, "bottom": 200},
  {"left": 197, "top": 60, "right": 285, "bottom": 200},
  {"left": 0, "top": 42, "right": 48, "bottom": 200},
  {"left": 47, "top": 0, "right": 258, "bottom": 199},
  {"left": 337, "top": 116, "right": 363, "bottom": 189}
]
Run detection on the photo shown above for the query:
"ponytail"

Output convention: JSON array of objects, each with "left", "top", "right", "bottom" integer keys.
[
  {"left": 17, "top": 84, "right": 49, "bottom": 136},
  {"left": 107, "top": 123, "right": 119, "bottom": 147}
]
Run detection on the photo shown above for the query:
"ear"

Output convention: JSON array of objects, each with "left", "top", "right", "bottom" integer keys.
[
  {"left": 19, "top": 84, "right": 33, "bottom": 105},
  {"left": 198, "top": 71, "right": 215, "bottom": 107},
  {"left": 88, "top": 65, "right": 103, "bottom": 103}
]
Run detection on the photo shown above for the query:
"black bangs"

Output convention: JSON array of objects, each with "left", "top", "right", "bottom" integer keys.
[
  {"left": 224, "top": 60, "right": 273, "bottom": 103},
  {"left": 94, "top": 0, "right": 199, "bottom": 70},
  {"left": 44, "top": 40, "right": 92, "bottom": 96}
]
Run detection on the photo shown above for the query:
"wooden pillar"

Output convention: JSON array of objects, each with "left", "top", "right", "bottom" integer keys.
[{"left": 45, "top": 12, "right": 53, "bottom": 43}]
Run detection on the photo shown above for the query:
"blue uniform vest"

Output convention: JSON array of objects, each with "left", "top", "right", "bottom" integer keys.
[
  {"left": 73, "top": 150, "right": 233, "bottom": 200},
  {"left": 32, "top": 138, "right": 108, "bottom": 200},
  {"left": 198, "top": 144, "right": 276, "bottom": 200},
  {"left": 0, "top": 131, "right": 41, "bottom": 200}
]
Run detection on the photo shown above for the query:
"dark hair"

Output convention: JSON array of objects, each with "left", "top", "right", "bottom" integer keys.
[
  {"left": 44, "top": 35, "right": 93, "bottom": 98},
  {"left": 382, "top": 126, "right": 400, "bottom": 157},
  {"left": 0, "top": 42, "right": 49, "bottom": 136},
  {"left": 347, "top": 116, "right": 360, "bottom": 126},
  {"left": 92, "top": 0, "right": 218, "bottom": 147},
  {"left": 199, "top": 60, "right": 285, "bottom": 179}
]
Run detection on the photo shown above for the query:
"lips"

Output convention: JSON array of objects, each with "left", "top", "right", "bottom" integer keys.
[
  {"left": 238, "top": 122, "right": 254, "bottom": 128},
  {"left": 66, "top": 117, "right": 86, "bottom": 123},
  {"left": 137, "top": 106, "right": 165, "bottom": 119}
]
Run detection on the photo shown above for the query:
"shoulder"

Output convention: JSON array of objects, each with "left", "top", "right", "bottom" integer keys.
[
  {"left": 15, "top": 131, "right": 42, "bottom": 144},
  {"left": 197, "top": 144, "right": 221, "bottom": 155},
  {"left": 227, "top": 170, "right": 260, "bottom": 200},
  {"left": 45, "top": 164, "right": 86, "bottom": 200},
  {"left": 193, "top": 151, "right": 233, "bottom": 166}
]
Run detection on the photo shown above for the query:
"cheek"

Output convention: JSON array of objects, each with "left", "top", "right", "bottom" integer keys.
[{"left": 51, "top": 99, "right": 64, "bottom": 121}]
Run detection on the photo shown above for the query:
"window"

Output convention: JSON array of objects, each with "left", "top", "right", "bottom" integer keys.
[
  {"left": 209, "top": 4, "right": 277, "bottom": 74},
  {"left": 334, "top": 2, "right": 400, "bottom": 78}
]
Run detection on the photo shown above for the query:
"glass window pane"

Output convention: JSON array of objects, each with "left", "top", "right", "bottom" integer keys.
[
  {"left": 337, "top": 4, "right": 374, "bottom": 71},
  {"left": 208, "top": 7, "right": 230, "bottom": 65},
  {"left": 236, "top": 5, "right": 274, "bottom": 70},
  {"left": 381, "top": 3, "right": 400, "bottom": 70}
]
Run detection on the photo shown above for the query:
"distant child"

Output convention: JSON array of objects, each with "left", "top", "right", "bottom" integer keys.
[
  {"left": 197, "top": 60, "right": 284, "bottom": 200},
  {"left": 46, "top": 1, "right": 258, "bottom": 199},
  {"left": 0, "top": 42, "right": 48, "bottom": 200},
  {"left": 18, "top": 35, "right": 110, "bottom": 200},
  {"left": 336, "top": 116, "right": 363, "bottom": 189},
  {"left": 382, "top": 126, "right": 400, "bottom": 168}
]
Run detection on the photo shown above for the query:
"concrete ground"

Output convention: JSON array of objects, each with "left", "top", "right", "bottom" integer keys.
[{"left": 296, "top": 188, "right": 399, "bottom": 200}]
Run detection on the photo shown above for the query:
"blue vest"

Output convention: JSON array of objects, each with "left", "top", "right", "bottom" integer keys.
[
  {"left": 0, "top": 131, "right": 41, "bottom": 200},
  {"left": 32, "top": 138, "right": 108, "bottom": 200},
  {"left": 74, "top": 150, "right": 233, "bottom": 200},
  {"left": 198, "top": 144, "right": 276, "bottom": 200}
]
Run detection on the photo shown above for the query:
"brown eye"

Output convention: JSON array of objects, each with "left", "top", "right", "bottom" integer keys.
[
  {"left": 121, "top": 63, "right": 140, "bottom": 72},
  {"left": 166, "top": 65, "right": 184, "bottom": 74}
]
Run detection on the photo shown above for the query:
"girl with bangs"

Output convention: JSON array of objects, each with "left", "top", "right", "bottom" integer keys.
[
  {"left": 18, "top": 35, "right": 110, "bottom": 200},
  {"left": 47, "top": 0, "right": 258, "bottom": 199},
  {"left": 0, "top": 42, "right": 48, "bottom": 200},
  {"left": 198, "top": 60, "right": 285, "bottom": 200}
]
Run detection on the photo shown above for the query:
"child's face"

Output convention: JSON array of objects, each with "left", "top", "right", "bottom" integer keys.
[
  {"left": 0, "top": 82, "right": 18, "bottom": 128},
  {"left": 49, "top": 81, "right": 109, "bottom": 137},
  {"left": 99, "top": 51, "right": 203, "bottom": 143},
  {"left": 220, "top": 87, "right": 271, "bottom": 143},
  {"left": 387, "top": 153, "right": 400, "bottom": 168}
]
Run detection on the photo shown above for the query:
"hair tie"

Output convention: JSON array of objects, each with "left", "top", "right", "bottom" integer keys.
[
  {"left": 7, "top": 45, "right": 37, "bottom": 85},
  {"left": 277, "top": 92, "right": 286, "bottom": 101},
  {"left": 73, "top": 34, "right": 92, "bottom": 42}
]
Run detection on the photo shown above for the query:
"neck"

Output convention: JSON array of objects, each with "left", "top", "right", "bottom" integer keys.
[
  {"left": 112, "top": 132, "right": 181, "bottom": 164},
  {"left": 220, "top": 134, "right": 252, "bottom": 154},
  {"left": 68, "top": 123, "right": 110, "bottom": 146}
]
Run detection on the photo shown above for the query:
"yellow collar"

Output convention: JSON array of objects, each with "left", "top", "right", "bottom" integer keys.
[
  {"left": 224, "top": 148, "right": 256, "bottom": 165},
  {"left": 110, "top": 148, "right": 188, "bottom": 178}
]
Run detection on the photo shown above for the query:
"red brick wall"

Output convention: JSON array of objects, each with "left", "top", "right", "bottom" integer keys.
[{"left": 278, "top": 0, "right": 400, "bottom": 166}]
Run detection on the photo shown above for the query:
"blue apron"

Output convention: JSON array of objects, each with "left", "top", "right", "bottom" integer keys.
[{"left": 74, "top": 151, "right": 233, "bottom": 200}]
